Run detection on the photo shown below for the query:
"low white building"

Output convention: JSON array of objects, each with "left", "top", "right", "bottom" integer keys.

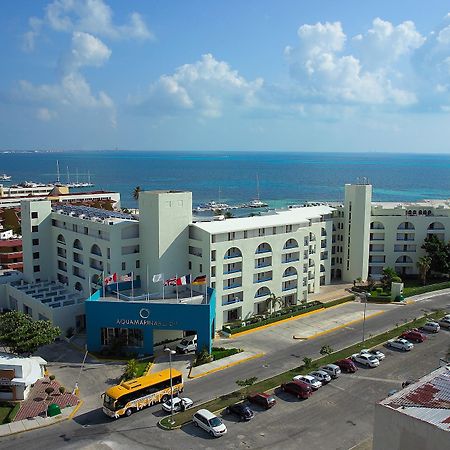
[
  {"left": 0, "top": 353, "right": 47, "bottom": 401},
  {"left": 373, "top": 365, "right": 450, "bottom": 450}
]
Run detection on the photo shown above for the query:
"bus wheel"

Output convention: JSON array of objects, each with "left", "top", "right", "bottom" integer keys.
[
  {"left": 125, "top": 409, "right": 133, "bottom": 417},
  {"left": 161, "top": 395, "right": 170, "bottom": 403}
]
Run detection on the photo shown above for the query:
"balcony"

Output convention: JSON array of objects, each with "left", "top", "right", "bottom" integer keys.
[
  {"left": 254, "top": 276, "right": 273, "bottom": 284},
  {"left": 255, "top": 262, "right": 271, "bottom": 269},
  {"left": 255, "top": 248, "right": 271, "bottom": 255},
  {"left": 223, "top": 283, "right": 242, "bottom": 290},
  {"left": 223, "top": 267, "right": 242, "bottom": 275},
  {"left": 224, "top": 252, "right": 242, "bottom": 260},
  {"left": 282, "top": 284, "right": 298, "bottom": 292},
  {"left": 222, "top": 297, "right": 243, "bottom": 307},
  {"left": 282, "top": 257, "right": 299, "bottom": 264},
  {"left": 89, "top": 259, "right": 104, "bottom": 271}
]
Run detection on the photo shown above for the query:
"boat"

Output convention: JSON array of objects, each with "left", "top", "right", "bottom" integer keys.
[
  {"left": 248, "top": 174, "right": 268, "bottom": 207},
  {"left": 0, "top": 174, "right": 11, "bottom": 181}
]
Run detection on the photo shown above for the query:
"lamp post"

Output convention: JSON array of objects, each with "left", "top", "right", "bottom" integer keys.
[{"left": 164, "top": 347, "right": 176, "bottom": 424}]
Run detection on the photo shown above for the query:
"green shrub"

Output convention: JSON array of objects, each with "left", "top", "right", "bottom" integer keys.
[
  {"left": 49, "top": 375, "right": 56, "bottom": 381},
  {"left": 59, "top": 386, "right": 65, "bottom": 394}
]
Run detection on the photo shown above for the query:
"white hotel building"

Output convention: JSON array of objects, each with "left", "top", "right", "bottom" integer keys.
[{"left": 3, "top": 182, "right": 450, "bottom": 335}]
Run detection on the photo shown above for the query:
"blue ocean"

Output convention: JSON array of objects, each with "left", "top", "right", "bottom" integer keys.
[{"left": 1, "top": 151, "right": 449, "bottom": 209}]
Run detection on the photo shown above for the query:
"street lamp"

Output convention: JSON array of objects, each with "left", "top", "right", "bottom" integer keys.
[
  {"left": 164, "top": 347, "right": 176, "bottom": 424},
  {"left": 362, "top": 292, "right": 371, "bottom": 343}
]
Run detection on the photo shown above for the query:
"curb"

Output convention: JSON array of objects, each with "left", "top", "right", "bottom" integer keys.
[{"left": 188, "top": 353, "right": 265, "bottom": 379}]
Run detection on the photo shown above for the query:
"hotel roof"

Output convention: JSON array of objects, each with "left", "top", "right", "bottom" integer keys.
[
  {"left": 192, "top": 205, "right": 334, "bottom": 233},
  {"left": 52, "top": 203, "right": 137, "bottom": 222},
  {"left": 380, "top": 365, "right": 450, "bottom": 431}
]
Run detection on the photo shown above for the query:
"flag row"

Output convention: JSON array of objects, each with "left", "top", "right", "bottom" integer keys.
[{"left": 103, "top": 273, "right": 206, "bottom": 286}]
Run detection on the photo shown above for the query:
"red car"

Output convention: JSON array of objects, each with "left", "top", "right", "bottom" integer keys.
[
  {"left": 335, "top": 359, "right": 358, "bottom": 373},
  {"left": 280, "top": 381, "right": 312, "bottom": 399},
  {"left": 400, "top": 330, "right": 426, "bottom": 343},
  {"left": 247, "top": 392, "right": 276, "bottom": 409}
]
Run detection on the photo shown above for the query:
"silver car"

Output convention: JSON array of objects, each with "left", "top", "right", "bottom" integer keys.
[
  {"left": 421, "top": 321, "right": 440, "bottom": 333},
  {"left": 438, "top": 317, "right": 450, "bottom": 328},
  {"left": 309, "top": 370, "right": 332, "bottom": 384}
]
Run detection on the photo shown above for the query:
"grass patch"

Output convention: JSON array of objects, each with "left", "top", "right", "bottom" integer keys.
[
  {"left": 0, "top": 402, "right": 17, "bottom": 425},
  {"left": 136, "top": 360, "right": 150, "bottom": 377},
  {"left": 212, "top": 347, "right": 242, "bottom": 361},
  {"left": 160, "top": 309, "right": 446, "bottom": 430},
  {"left": 403, "top": 281, "right": 450, "bottom": 297}
]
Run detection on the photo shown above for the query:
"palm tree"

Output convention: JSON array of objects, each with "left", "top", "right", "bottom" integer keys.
[
  {"left": 132, "top": 186, "right": 141, "bottom": 201},
  {"left": 266, "top": 292, "right": 283, "bottom": 315},
  {"left": 416, "top": 255, "right": 432, "bottom": 285}
]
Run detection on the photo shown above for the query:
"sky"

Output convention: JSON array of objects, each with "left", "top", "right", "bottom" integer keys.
[{"left": 2, "top": 1, "right": 450, "bottom": 153}]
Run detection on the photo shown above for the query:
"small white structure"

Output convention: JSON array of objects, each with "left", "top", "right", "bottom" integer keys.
[{"left": 0, "top": 353, "right": 47, "bottom": 401}]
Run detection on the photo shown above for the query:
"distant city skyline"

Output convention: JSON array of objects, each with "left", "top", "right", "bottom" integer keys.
[{"left": 2, "top": 1, "right": 450, "bottom": 153}]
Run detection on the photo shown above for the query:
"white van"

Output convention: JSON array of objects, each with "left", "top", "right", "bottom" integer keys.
[
  {"left": 176, "top": 335, "right": 197, "bottom": 354},
  {"left": 192, "top": 409, "right": 227, "bottom": 437},
  {"left": 321, "top": 363, "right": 341, "bottom": 379}
]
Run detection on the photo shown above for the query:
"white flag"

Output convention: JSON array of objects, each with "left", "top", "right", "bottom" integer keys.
[{"left": 153, "top": 273, "right": 163, "bottom": 283}]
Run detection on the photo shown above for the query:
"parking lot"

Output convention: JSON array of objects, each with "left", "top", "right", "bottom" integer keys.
[{"left": 143, "top": 327, "right": 449, "bottom": 450}]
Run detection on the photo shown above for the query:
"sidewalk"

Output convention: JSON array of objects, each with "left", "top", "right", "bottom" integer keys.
[
  {"left": 188, "top": 351, "right": 264, "bottom": 379},
  {"left": 0, "top": 403, "right": 80, "bottom": 438}
]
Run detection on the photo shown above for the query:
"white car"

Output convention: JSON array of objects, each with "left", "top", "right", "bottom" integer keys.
[
  {"left": 351, "top": 353, "right": 380, "bottom": 368},
  {"left": 162, "top": 397, "right": 193, "bottom": 413},
  {"left": 387, "top": 338, "right": 414, "bottom": 351},
  {"left": 192, "top": 409, "right": 227, "bottom": 437},
  {"left": 421, "top": 321, "right": 440, "bottom": 333},
  {"left": 292, "top": 374, "right": 322, "bottom": 390},
  {"left": 360, "top": 348, "right": 386, "bottom": 361},
  {"left": 309, "top": 370, "right": 332, "bottom": 384}
]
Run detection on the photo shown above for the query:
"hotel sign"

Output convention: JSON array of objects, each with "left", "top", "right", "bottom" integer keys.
[{"left": 116, "top": 308, "right": 178, "bottom": 327}]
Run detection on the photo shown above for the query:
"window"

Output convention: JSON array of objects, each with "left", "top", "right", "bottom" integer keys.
[
  {"left": 33, "top": 252, "right": 39, "bottom": 259},
  {"left": 211, "top": 250, "right": 216, "bottom": 261},
  {"left": 286, "top": 224, "right": 293, "bottom": 233},
  {"left": 122, "top": 262, "right": 126, "bottom": 270},
  {"left": 73, "top": 224, "right": 78, "bottom": 232},
  {"left": 211, "top": 266, "right": 216, "bottom": 277},
  {"left": 228, "top": 232, "right": 235, "bottom": 241},
  {"left": 188, "top": 261, "right": 192, "bottom": 270},
  {"left": 32, "top": 225, "right": 38, "bottom": 233},
  {"left": 52, "top": 219, "right": 56, "bottom": 226},
  {"left": 199, "top": 264, "right": 203, "bottom": 272},
  {"left": 136, "top": 260, "right": 140, "bottom": 269},
  {"left": 31, "top": 211, "right": 38, "bottom": 219},
  {"left": 244, "top": 230, "right": 248, "bottom": 239},
  {"left": 32, "top": 238, "right": 39, "bottom": 246},
  {"left": 84, "top": 227, "right": 88, "bottom": 235},
  {"left": 258, "top": 228, "right": 265, "bottom": 237},
  {"left": 33, "top": 265, "right": 40, "bottom": 272}
]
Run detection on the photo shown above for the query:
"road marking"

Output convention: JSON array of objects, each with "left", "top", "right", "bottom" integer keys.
[{"left": 347, "top": 374, "right": 401, "bottom": 384}]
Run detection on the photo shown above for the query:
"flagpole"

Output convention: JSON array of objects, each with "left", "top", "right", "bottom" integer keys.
[
  {"left": 131, "top": 271, "right": 134, "bottom": 299},
  {"left": 102, "top": 271, "right": 105, "bottom": 298},
  {"left": 175, "top": 274, "right": 179, "bottom": 302},
  {"left": 190, "top": 274, "right": 193, "bottom": 299},
  {"left": 162, "top": 273, "right": 165, "bottom": 300},
  {"left": 116, "top": 276, "right": 119, "bottom": 300}
]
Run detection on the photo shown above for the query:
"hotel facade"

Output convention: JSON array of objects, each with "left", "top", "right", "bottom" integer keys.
[{"left": 2, "top": 182, "right": 450, "bottom": 354}]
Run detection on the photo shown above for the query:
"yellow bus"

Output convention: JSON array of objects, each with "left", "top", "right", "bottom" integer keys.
[{"left": 102, "top": 368, "right": 183, "bottom": 418}]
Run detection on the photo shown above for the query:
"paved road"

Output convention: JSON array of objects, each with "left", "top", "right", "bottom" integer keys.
[{"left": 2, "top": 292, "right": 449, "bottom": 449}]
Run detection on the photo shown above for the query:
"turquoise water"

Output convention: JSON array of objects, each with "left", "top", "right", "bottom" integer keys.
[{"left": 1, "top": 151, "right": 449, "bottom": 208}]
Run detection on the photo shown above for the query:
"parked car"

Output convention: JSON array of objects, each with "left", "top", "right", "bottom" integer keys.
[
  {"left": 292, "top": 374, "right": 322, "bottom": 390},
  {"left": 351, "top": 353, "right": 380, "bottom": 368},
  {"left": 334, "top": 359, "right": 358, "bottom": 373},
  {"left": 400, "top": 330, "right": 426, "bottom": 343},
  {"left": 438, "top": 317, "right": 450, "bottom": 328},
  {"left": 320, "top": 364, "right": 341, "bottom": 379},
  {"left": 176, "top": 335, "right": 197, "bottom": 353},
  {"left": 387, "top": 338, "right": 414, "bottom": 351},
  {"left": 225, "top": 403, "right": 254, "bottom": 421},
  {"left": 247, "top": 392, "right": 276, "bottom": 409},
  {"left": 280, "top": 380, "right": 312, "bottom": 399},
  {"left": 420, "top": 321, "right": 440, "bottom": 333},
  {"left": 162, "top": 397, "right": 193, "bottom": 413},
  {"left": 192, "top": 409, "right": 227, "bottom": 437},
  {"left": 309, "top": 370, "right": 332, "bottom": 384},
  {"left": 360, "top": 348, "right": 385, "bottom": 361}
]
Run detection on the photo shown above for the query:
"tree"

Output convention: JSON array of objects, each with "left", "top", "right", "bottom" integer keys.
[
  {"left": 224, "top": 211, "right": 233, "bottom": 219},
  {"left": 0, "top": 311, "right": 60, "bottom": 355},
  {"left": 381, "top": 267, "right": 401, "bottom": 290},
  {"left": 266, "top": 292, "right": 283, "bottom": 315},
  {"left": 416, "top": 256, "right": 432, "bottom": 285},
  {"left": 422, "top": 234, "right": 450, "bottom": 275},
  {"left": 302, "top": 356, "right": 313, "bottom": 368},
  {"left": 132, "top": 186, "right": 141, "bottom": 201},
  {"left": 236, "top": 377, "right": 258, "bottom": 398},
  {"left": 320, "top": 345, "right": 333, "bottom": 356},
  {"left": 122, "top": 359, "right": 138, "bottom": 381}
]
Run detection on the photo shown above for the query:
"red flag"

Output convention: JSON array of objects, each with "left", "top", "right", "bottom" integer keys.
[
  {"left": 104, "top": 273, "right": 117, "bottom": 285},
  {"left": 164, "top": 276, "right": 177, "bottom": 286}
]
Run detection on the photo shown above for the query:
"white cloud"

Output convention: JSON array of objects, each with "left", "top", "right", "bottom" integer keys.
[
  {"left": 36, "top": 107, "right": 58, "bottom": 121},
  {"left": 22, "top": 17, "right": 43, "bottom": 52},
  {"left": 65, "top": 31, "right": 111, "bottom": 72},
  {"left": 354, "top": 18, "right": 425, "bottom": 65},
  {"left": 44, "top": 0, "right": 153, "bottom": 40},
  {"left": 285, "top": 20, "right": 417, "bottom": 106},
  {"left": 132, "top": 54, "right": 263, "bottom": 118}
]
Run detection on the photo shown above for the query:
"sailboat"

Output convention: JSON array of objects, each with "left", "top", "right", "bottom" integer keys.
[{"left": 248, "top": 174, "right": 268, "bottom": 208}]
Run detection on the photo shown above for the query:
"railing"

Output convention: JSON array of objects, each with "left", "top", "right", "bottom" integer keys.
[
  {"left": 255, "top": 262, "right": 271, "bottom": 268},
  {"left": 283, "top": 243, "right": 298, "bottom": 249},
  {"left": 222, "top": 298, "right": 243, "bottom": 306},
  {"left": 224, "top": 283, "right": 242, "bottom": 290},
  {"left": 282, "top": 285, "right": 297, "bottom": 291},
  {"left": 224, "top": 253, "right": 242, "bottom": 259},
  {"left": 223, "top": 268, "right": 242, "bottom": 274},
  {"left": 255, "top": 248, "right": 271, "bottom": 254},
  {"left": 254, "top": 277, "right": 272, "bottom": 283}
]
